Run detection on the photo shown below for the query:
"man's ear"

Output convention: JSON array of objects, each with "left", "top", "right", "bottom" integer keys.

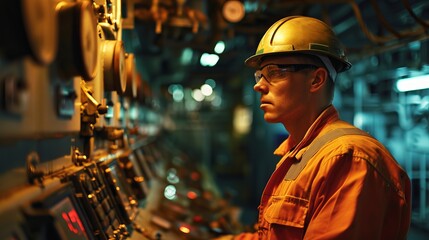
[{"left": 309, "top": 68, "right": 328, "bottom": 92}]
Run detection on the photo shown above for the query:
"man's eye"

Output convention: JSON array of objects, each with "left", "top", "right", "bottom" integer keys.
[{"left": 267, "top": 69, "right": 285, "bottom": 79}]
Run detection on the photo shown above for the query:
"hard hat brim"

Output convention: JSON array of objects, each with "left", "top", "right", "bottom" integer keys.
[{"left": 244, "top": 50, "right": 351, "bottom": 72}]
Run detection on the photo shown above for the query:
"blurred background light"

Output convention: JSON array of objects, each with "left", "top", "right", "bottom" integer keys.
[
  {"left": 200, "top": 84, "right": 213, "bottom": 96},
  {"left": 214, "top": 41, "right": 225, "bottom": 54},
  {"left": 192, "top": 89, "right": 204, "bottom": 102},
  {"left": 396, "top": 75, "right": 429, "bottom": 92},
  {"left": 164, "top": 185, "right": 177, "bottom": 200},
  {"left": 200, "top": 53, "right": 219, "bottom": 67}
]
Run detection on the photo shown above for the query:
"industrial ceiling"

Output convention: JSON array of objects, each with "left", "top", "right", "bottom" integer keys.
[{"left": 123, "top": 0, "right": 429, "bottom": 103}]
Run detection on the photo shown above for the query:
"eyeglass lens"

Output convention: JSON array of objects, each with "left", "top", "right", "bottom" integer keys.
[{"left": 254, "top": 64, "right": 317, "bottom": 83}]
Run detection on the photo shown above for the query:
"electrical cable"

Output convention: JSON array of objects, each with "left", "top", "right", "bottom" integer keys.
[{"left": 401, "top": 0, "right": 429, "bottom": 29}]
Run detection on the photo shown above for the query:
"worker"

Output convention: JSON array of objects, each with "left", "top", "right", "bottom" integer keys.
[{"left": 215, "top": 16, "right": 411, "bottom": 240}]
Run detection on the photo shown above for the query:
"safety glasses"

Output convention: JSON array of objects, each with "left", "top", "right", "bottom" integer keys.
[{"left": 254, "top": 64, "right": 318, "bottom": 84}]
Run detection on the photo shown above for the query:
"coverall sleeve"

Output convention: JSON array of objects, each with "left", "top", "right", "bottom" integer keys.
[{"left": 303, "top": 152, "right": 408, "bottom": 240}]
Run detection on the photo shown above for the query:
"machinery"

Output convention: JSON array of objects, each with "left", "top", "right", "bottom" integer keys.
[
  {"left": 1, "top": 0, "right": 429, "bottom": 239},
  {"left": 0, "top": 0, "right": 238, "bottom": 239}
]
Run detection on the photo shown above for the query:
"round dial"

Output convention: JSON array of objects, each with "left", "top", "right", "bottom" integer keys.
[
  {"left": 56, "top": 1, "right": 98, "bottom": 80},
  {"left": 103, "top": 40, "right": 127, "bottom": 94},
  {"left": 222, "top": 0, "right": 245, "bottom": 23},
  {"left": 78, "top": 1, "right": 99, "bottom": 81},
  {"left": 24, "top": 0, "right": 57, "bottom": 64},
  {"left": 1, "top": 0, "right": 57, "bottom": 64}
]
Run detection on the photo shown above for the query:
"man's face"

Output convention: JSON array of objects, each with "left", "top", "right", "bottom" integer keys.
[{"left": 253, "top": 55, "right": 316, "bottom": 124}]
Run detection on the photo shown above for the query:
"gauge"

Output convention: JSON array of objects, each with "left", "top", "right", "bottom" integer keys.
[
  {"left": 103, "top": 40, "right": 127, "bottom": 94},
  {"left": 221, "top": 0, "right": 245, "bottom": 23},
  {"left": 121, "top": 53, "right": 137, "bottom": 98},
  {"left": 0, "top": 0, "right": 57, "bottom": 65},
  {"left": 56, "top": 1, "right": 98, "bottom": 80},
  {"left": 78, "top": 1, "right": 99, "bottom": 81}
]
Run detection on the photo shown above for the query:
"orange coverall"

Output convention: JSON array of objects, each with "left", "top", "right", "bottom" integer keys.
[{"left": 234, "top": 105, "right": 411, "bottom": 240}]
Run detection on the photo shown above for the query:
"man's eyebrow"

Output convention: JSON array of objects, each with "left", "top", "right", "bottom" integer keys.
[{"left": 259, "top": 63, "right": 279, "bottom": 70}]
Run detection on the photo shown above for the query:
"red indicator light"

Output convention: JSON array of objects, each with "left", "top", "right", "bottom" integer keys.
[
  {"left": 187, "top": 191, "right": 198, "bottom": 199},
  {"left": 61, "top": 209, "right": 86, "bottom": 235},
  {"left": 193, "top": 215, "right": 203, "bottom": 222}
]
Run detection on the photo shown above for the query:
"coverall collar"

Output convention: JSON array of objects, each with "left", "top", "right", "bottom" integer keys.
[{"left": 274, "top": 104, "right": 340, "bottom": 161}]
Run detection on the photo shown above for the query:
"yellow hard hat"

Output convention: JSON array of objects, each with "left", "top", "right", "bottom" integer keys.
[{"left": 244, "top": 16, "right": 351, "bottom": 72}]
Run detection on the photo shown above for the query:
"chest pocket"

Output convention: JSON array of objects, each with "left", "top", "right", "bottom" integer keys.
[{"left": 264, "top": 195, "right": 309, "bottom": 229}]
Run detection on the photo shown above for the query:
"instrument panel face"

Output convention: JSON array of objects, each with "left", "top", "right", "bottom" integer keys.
[
  {"left": 119, "top": 151, "right": 150, "bottom": 201},
  {"left": 1, "top": 0, "right": 149, "bottom": 239},
  {"left": 71, "top": 163, "right": 124, "bottom": 239},
  {"left": 1, "top": 0, "right": 256, "bottom": 239},
  {"left": 99, "top": 158, "right": 139, "bottom": 224},
  {"left": 50, "top": 196, "right": 89, "bottom": 239},
  {"left": 19, "top": 181, "right": 92, "bottom": 240}
]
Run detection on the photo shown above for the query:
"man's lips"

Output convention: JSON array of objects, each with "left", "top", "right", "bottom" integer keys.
[{"left": 260, "top": 100, "right": 272, "bottom": 108}]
